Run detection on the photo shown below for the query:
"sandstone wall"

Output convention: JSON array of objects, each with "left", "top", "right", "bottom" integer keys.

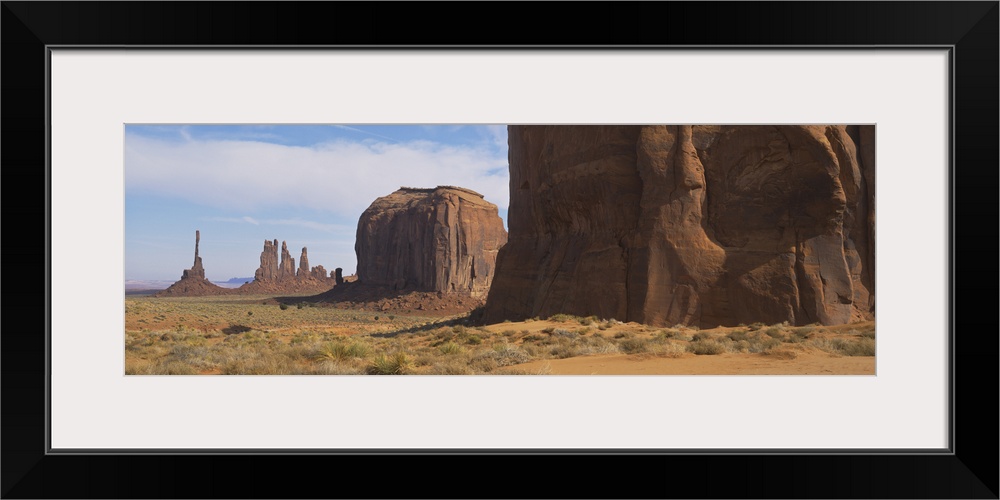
[{"left": 483, "top": 125, "right": 875, "bottom": 327}]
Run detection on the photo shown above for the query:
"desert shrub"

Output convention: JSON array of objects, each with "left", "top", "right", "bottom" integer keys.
[
  {"left": 522, "top": 334, "right": 543, "bottom": 343},
  {"left": 466, "top": 334, "right": 483, "bottom": 345},
  {"left": 519, "top": 343, "right": 541, "bottom": 356},
  {"left": 793, "top": 326, "right": 816, "bottom": 336},
  {"left": 279, "top": 303, "right": 289, "bottom": 311},
  {"left": 152, "top": 360, "right": 199, "bottom": 375},
  {"left": 785, "top": 328, "right": 813, "bottom": 343},
  {"left": 613, "top": 332, "right": 630, "bottom": 339},
  {"left": 311, "top": 360, "right": 366, "bottom": 375},
  {"left": 474, "top": 344, "right": 531, "bottom": 366},
  {"left": 124, "top": 358, "right": 155, "bottom": 375},
  {"left": 726, "top": 329, "right": 751, "bottom": 342},
  {"left": 654, "top": 330, "right": 678, "bottom": 340},
  {"left": 618, "top": 337, "right": 649, "bottom": 354},
  {"left": 858, "top": 328, "right": 876, "bottom": 339},
  {"left": 691, "top": 332, "right": 712, "bottom": 342},
  {"left": 221, "top": 352, "right": 296, "bottom": 375},
  {"left": 553, "top": 329, "right": 578, "bottom": 339},
  {"left": 657, "top": 342, "right": 687, "bottom": 358},
  {"left": 687, "top": 340, "right": 726, "bottom": 355},
  {"left": 319, "top": 341, "right": 371, "bottom": 361},
  {"left": 748, "top": 322, "right": 765, "bottom": 331},
  {"left": 763, "top": 327, "right": 784, "bottom": 338},
  {"left": 433, "top": 359, "right": 476, "bottom": 375},
  {"left": 439, "top": 342, "right": 464, "bottom": 355},
  {"left": 452, "top": 325, "right": 467, "bottom": 335},
  {"left": 752, "top": 337, "right": 783, "bottom": 353},
  {"left": 832, "top": 337, "right": 876, "bottom": 356},
  {"left": 579, "top": 316, "right": 598, "bottom": 326},
  {"left": 548, "top": 314, "right": 575, "bottom": 322},
  {"left": 367, "top": 352, "right": 412, "bottom": 375},
  {"left": 547, "top": 345, "right": 574, "bottom": 359}
]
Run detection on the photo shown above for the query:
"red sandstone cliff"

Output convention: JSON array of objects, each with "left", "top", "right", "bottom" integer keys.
[{"left": 483, "top": 125, "right": 875, "bottom": 327}]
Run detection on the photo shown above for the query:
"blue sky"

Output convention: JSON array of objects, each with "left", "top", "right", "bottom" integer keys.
[{"left": 125, "top": 125, "right": 510, "bottom": 281}]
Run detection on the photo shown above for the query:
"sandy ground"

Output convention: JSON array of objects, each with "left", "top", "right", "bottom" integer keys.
[{"left": 516, "top": 347, "right": 875, "bottom": 375}]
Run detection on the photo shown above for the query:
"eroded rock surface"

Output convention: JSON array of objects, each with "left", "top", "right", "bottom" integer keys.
[
  {"left": 483, "top": 125, "right": 875, "bottom": 327},
  {"left": 355, "top": 186, "right": 508, "bottom": 299}
]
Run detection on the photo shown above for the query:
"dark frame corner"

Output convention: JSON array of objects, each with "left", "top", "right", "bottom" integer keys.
[{"left": 2, "top": 2, "right": 997, "bottom": 498}]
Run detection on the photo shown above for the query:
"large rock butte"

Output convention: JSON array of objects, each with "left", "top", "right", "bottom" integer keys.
[
  {"left": 483, "top": 125, "right": 875, "bottom": 327},
  {"left": 355, "top": 186, "right": 508, "bottom": 299}
]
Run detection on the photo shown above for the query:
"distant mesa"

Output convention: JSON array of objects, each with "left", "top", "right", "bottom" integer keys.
[
  {"left": 154, "top": 230, "right": 234, "bottom": 297},
  {"left": 238, "top": 239, "right": 338, "bottom": 294},
  {"left": 222, "top": 277, "right": 255, "bottom": 285},
  {"left": 483, "top": 125, "right": 875, "bottom": 328},
  {"left": 352, "top": 186, "right": 508, "bottom": 299}
]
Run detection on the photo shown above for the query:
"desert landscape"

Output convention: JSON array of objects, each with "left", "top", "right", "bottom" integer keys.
[{"left": 125, "top": 125, "right": 875, "bottom": 375}]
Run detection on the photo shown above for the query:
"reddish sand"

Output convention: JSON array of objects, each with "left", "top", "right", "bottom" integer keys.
[{"left": 516, "top": 347, "right": 874, "bottom": 375}]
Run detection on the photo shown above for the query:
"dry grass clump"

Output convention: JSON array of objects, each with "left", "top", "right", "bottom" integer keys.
[
  {"left": 618, "top": 337, "right": 649, "bottom": 354},
  {"left": 474, "top": 343, "right": 532, "bottom": 367},
  {"left": 687, "top": 339, "right": 727, "bottom": 355},
  {"left": 318, "top": 341, "right": 371, "bottom": 361},
  {"left": 815, "top": 337, "right": 876, "bottom": 356},
  {"left": 367, "top": 351, "right": 412, "bottom": 375}
]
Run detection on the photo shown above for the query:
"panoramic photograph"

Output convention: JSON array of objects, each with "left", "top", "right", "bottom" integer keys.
[{"left": 124, "top": 124, "right": 875, "bottom": 375}]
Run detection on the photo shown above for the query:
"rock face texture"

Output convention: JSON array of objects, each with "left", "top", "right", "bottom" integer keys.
[
  {"left": 155, "top": 230, "right": 233, "bottom": 297},
  {"left": 483, "top": 125, "right": 875, "bottom": 327},
  {"left": 242, "top": 239, "right": 337, "bottom": 293},
  {"left": 355, "top": 186, "right": 508, "bottom": 299}
]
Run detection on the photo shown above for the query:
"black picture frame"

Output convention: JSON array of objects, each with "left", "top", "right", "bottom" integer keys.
[{"left": 3, "top": 2, "right": 997, "bottom": 498}]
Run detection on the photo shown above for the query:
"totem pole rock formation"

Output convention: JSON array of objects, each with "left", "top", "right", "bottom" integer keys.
[
  {"left": 254, "top": 239, "right": 280, "bottom": 282},
  {"left": 181, "top": 230, "right": 205, "bottom": 280},
  {"left": 355, "top": 186, "right": 508, "bottom": 299},
  {"left": 278, "top": 241, "right": 295, "bottom": 280},
  {"left": 297, "top": 247, "right": 310, "bottom": 279},
  {"left": 482, "top": 125, "right": 875, "bottom": 327},
  {"left": 243, "top": 238, "right": 338, "bottom": 293},
  {"left": 155, "top": 230, "right": 232, "bottom": 297}
]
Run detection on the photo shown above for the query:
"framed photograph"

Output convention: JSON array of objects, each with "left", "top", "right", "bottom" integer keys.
[{"left": 3, "top": 2, "right": 996, "bottom": 498}]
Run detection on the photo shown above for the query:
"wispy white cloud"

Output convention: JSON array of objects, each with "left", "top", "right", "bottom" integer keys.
[
  {"left": 126, "top": 134, "right": 510, "bottom": 219},
  {"left": 201, "top": 215, "right": 345, "bottom": 233},
  {"left": 332, "top": 125, "right": 398, "bottom": 142}
]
